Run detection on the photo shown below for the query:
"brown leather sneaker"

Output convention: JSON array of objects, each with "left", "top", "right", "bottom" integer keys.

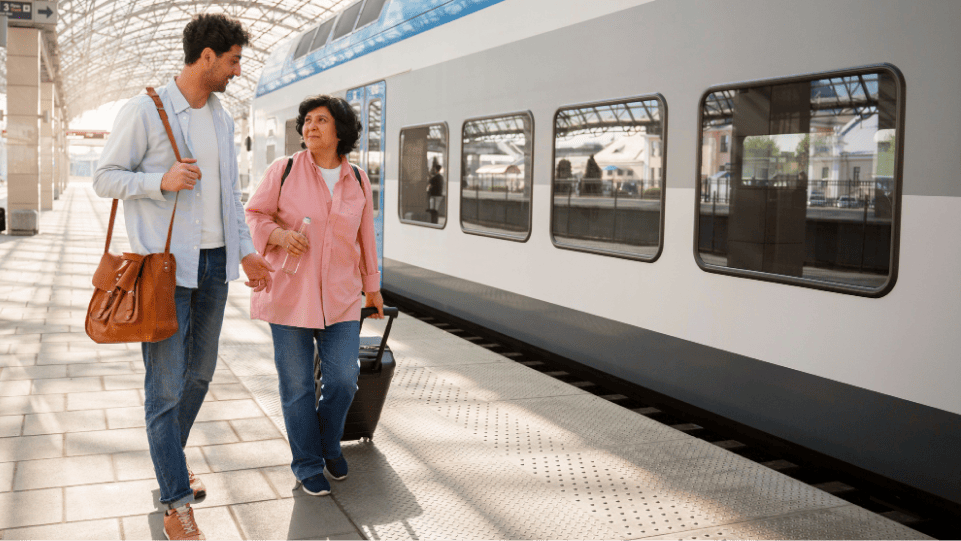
[{"left": 164, "top": 504, "right": 205, "bottom": 540}]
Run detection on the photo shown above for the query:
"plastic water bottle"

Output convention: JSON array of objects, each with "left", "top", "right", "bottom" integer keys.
[{"left": 282, "top": 217, "right": 311, "bottom": 275}]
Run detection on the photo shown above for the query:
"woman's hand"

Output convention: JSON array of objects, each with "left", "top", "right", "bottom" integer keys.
[
  {"left": 269, "top": 227, "right": 309, "bottom": 257},
  {"left": 365, "top": 291, "right": 384, "bottom": 319},
  {"left": 281, "top": 230, "right": 309, "bottom": 257}
]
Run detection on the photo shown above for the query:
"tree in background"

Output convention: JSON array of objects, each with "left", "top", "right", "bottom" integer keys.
[{"left": 583, "top": 155, "right": 602, "bottom": 195}]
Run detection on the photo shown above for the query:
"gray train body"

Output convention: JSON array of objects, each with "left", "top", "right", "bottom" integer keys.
[{"left": 251, "top": 0, "right": 961, "bottom": 507}]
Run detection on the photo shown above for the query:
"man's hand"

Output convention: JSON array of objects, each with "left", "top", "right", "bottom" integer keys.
[
  {"left": 161, "top": 159, "right": 201, "bottom": 192},
  {"left": 364, "top": 291, "right": 384, "bottom": 319},
  {"left": 242, "top": 253, "right": 275, "bottom": 292}
]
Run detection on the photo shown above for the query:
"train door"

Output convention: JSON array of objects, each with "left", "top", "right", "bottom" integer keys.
[{"left": 346, "top": 81, "right": 386, "bottom": 284}]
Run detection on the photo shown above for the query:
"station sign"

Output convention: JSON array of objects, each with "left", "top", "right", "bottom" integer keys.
[{"left": 1, "top": 1, "right": 57, "bottom": 26}]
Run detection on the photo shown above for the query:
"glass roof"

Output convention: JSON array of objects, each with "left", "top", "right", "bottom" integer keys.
[{"left": 48, "top": 0, "right": 354, "bottom": 120}]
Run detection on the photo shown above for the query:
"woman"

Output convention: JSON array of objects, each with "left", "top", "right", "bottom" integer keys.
[{"left": 245, "top": 95, "right": 383, "bottom": 496}]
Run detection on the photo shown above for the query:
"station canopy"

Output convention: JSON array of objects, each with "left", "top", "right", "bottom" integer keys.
[{"left": 38, "top": 0, "right": 355, "bottom": 121}]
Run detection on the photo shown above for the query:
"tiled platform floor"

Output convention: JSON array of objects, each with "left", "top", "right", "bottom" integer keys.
[{"left": 0, "top": 181, "right": 929, "bottom": 539}]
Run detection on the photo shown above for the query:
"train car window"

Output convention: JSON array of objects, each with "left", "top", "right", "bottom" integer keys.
[
  {"left": 293, "top": 27, "right": 318, "bottom": 59},
  {"left": 367, "top": 99, "right": 383, "bottom": 215},
  {"left": 356, "top": 0, "right": 389, "bottom": 29},
  {"left": 348, "top": 101, "right": 363, "bottom": 167},
  {"left": 399, "top": 123, "right": 448, "bottom": 228},
  {"left": 551, "top": 96, "right": 666, "bottom": 260},
  {"left": 284, "top": 119, "right": 301, "bottom": 157},
  {"left": 461, "top": 112, "right": 533, "bottom": 241},
  {"left": 309, "top": 18, "right": 336, "bottom": 53},
  {"left": 696, "top": 65, "right": 904, "bottom": 296},
  {"left": 332, "top": 2, "right": 363, "bottom": 41}
]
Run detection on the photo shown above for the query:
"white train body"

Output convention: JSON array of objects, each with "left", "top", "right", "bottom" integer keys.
[{"left": 251, "top": 0, "right": 961, "bottom": 507}]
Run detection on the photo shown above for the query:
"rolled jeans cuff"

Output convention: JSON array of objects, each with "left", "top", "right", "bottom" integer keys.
[{"left": 166, "top": 491, "right": 195, "bottom": 510}]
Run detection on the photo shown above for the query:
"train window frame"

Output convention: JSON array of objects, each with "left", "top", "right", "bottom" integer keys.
[
  {"left": 332, "top": 1, "right": 364, "bottom": 42},
  {"left": 459, "top": 110, "right": 535, "bottom": 243},
  {"left": 693, "top": 63, "right": 906, "bottom": 298},
  {"left": 549, "top": 94, "right": 668, "bottom": 263},
  {"left": 398, "top": 121, "right": 450, "bottom": 230},
  {"left": 355, "top": 0, "right": 390, "bottom": 31}
]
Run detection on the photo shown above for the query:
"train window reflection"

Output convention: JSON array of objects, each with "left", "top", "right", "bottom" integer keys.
[
  {"left": 367, "top": 99, "right": 382, "bottom": 216},
  {"left": 333, "top": 2, "right": 363, "bottom": 41},
  {"left": 309, "top": 19, "right": 336, "bottom": 53},
  {"left": 697, "top": 67, "right": 903, "bottom": 295},
  {"left": 356, "top": 0, "right": 389, "bottom": 29},
  {"left": 399, "top": 123, "right": 448, "bottom": 228},
  {"left": 348, "top": 101, "right": 362, "bottom": 167},
  {"left": 551, "top": 97, "right": 666, "bottom": 260},
  {"left": 461, "top": 112, "right": 533, "bottom": 241}
]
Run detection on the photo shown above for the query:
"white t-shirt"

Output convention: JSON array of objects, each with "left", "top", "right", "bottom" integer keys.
[
  {"left": 189, "top": 104, "right": 225, "bottom": 248},
  {"left": 318, "top": 165, "right": 340, "bottom": 196}
]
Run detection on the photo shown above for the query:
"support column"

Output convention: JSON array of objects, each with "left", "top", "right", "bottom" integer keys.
[
  {"left": 40, "top": 82, "right": 54, "bottom": 209},
  {"left": 6, "top": 27, "right": 41, "bottom": 235},
  {"left": 59, "top": 112, "right": 68, "bottom": 194},
  {"left": 52, "top": 105, "right": 60, "bottom": 200}
]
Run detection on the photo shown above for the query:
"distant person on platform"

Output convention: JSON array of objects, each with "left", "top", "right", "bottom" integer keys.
[
  {"left": 93, "top": 13, "right": 273, "bottom": 541},
  {"left": 427, "top": 160, "right": 444, "bottom": 223}
]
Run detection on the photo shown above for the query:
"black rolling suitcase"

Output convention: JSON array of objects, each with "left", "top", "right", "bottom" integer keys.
[{"left": 314, "top": 306, "right": 399, "bottom": 442}]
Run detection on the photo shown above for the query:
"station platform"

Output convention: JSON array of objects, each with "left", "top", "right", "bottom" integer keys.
[{"left": 0, "top": 181, "right": 930, "bottom": 540}]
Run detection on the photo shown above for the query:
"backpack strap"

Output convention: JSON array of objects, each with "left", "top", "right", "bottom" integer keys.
[
  {"left": 279, "top": 159, "right": 363, "bottom": 199},
  {"left": 351, "top": 165, "right": 362, "bottom": 190},
  {"left": 278, "top": 157, "right": 294, "bottom": 192}
]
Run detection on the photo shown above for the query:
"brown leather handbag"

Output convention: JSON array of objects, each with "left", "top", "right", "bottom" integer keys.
[{"left": 85, "top": 87, "right": 183, "bottom": 344}]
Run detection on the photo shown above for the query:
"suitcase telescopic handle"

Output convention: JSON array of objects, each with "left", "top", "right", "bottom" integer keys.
[{"left": 360, "top": 306, "right": 399, "bottom": 371}]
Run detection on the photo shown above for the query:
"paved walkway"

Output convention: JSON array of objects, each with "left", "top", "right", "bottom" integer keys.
[{"left": 0, "top": 181, "right": 929, "bottom": 540}]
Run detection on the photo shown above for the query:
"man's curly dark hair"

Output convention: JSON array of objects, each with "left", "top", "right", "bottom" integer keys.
[
  {"left": 183, "top": 13, "right": 251, "bottom": 65},
  {"left": 295, "top": 95, "right": 361, "bottom": 157}
]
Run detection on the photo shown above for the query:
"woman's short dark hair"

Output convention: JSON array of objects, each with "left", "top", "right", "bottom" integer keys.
[
  {"left": 295, "top": 95, "right": 361, "bottom": 157},
  {"left": 183, "top": 13, "right": 251, "bottom": 65}
]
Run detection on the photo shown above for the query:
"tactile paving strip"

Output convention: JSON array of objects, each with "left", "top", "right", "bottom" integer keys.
[
  {"left": 341, "top": 406, "right": 501, "bottom": 473},
  {"left": 386, "top": 366, "right": 479, "bottom": 407},
  {"left": 641, "top": 504, "right": 933, "bottom": 540},
  {"left": 333, "top": 460, "right": 623, "bottom": 540},
  {"left": 511, "top": 444, "right": 853, "bottom": 539},
  {"left": 434, "top": 394, "right": 689, "bottom": 456}
]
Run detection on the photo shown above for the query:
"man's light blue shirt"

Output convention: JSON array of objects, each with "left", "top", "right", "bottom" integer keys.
[{"left": 93, "top": 79, "right": 256, "bottom": 288}]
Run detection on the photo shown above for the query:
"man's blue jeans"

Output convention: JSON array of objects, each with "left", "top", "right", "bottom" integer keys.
[
  {"left": 269, "top": 321, "right": 360, "bottom": 481},
  {"left": 142, "top": 247, "right": 228, "bottom": 509}
]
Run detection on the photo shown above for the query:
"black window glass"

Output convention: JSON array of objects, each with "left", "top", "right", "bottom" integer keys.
[
  {"left": 461, "top": 113, "right": 533, "bottom": 240},
  {"left": 697, "top": 68, "right": 902, "bottom": 293},
  {"left": 332, "top": 2, "right": 363, "bottom": 41},
  {"left": 293, "top": 27, "right": 317, "bottom": 59},
  {"left": 400, "top": 124, "right": 448, "bottom": 227},
  {"left": 309, "top": 18, "right": 336, "bottom": 52},
  {"left": 367, "top": 99, "right": 382, "bottom": 215},
  {"left": 552, "top": 97, "right": 665, "bottom": 259},
  {"left": 356, "top": 0, "right": 389, "bottom": 29}
]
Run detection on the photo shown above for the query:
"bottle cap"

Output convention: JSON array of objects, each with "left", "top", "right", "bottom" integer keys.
[{"left": 303, "top": 217, "right": 311, "bottom": 224}]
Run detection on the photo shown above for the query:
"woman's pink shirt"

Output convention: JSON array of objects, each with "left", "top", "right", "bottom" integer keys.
[{"left": 245, "top": 151, "right": 380, "bottom": 329}]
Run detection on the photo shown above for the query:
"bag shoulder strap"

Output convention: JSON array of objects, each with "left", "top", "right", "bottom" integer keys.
[{"left": 144, "top": 87, "right": 183, "bottom": 256}]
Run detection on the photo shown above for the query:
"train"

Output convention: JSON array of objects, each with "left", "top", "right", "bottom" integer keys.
[{"left": 248, "top": 0, "right": 961, "bottom": 510}]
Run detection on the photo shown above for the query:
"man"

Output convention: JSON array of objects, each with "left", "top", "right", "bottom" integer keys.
[{"left": 93, "top": 13, "right": 272, "bottom": 540}]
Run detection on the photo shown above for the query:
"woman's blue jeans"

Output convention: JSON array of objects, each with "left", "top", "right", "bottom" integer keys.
[
  {"left": 270, "top": 321, "right": 360, "bottom": 481},
  {"left": 142, "top": 247, "right": 228, "bottom": 509}
]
